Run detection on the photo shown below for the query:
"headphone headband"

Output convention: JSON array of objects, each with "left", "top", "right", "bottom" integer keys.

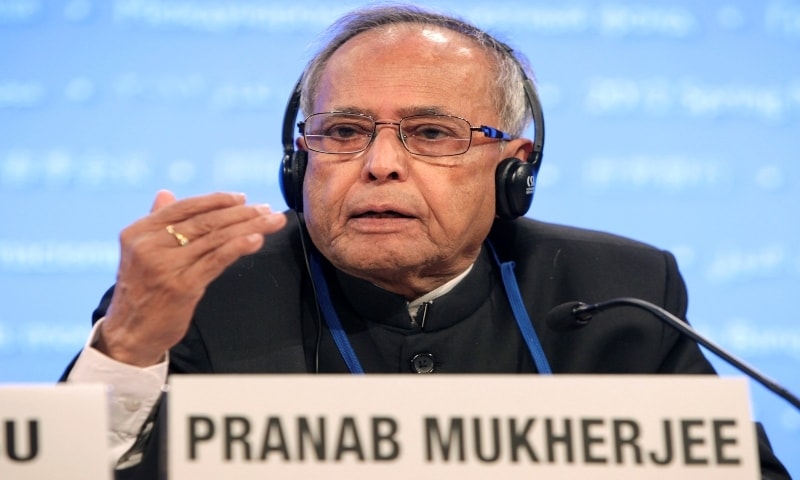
[
  {"left": 281, "top": 79, "right": 303, "bottom": 161},
  {"left": 522, "top": 75, "right": 545, "bottom": 170}
]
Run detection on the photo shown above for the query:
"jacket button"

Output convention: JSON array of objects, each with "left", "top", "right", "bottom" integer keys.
[{"left": 411, "top": 353, "right": 435, "bottom": 373}]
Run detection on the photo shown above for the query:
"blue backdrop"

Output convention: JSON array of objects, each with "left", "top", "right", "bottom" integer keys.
[{"left": 1, "top": 0, "right": 798, "bottom": 474}]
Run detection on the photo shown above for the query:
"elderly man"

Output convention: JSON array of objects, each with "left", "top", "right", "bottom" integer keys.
[{"left": 64, "top": 4, "right": 789, "bottom": 479}]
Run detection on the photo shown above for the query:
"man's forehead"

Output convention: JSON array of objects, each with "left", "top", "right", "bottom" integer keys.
[
  {"left": 419, "top": 27, "right": 450, "bottom": 44},
  {"left": 315, "top": 23, "right": 498, "bottom": 119}
]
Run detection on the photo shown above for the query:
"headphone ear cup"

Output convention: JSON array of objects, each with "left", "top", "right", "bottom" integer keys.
[
  {"left": 279, "top": 150, "right": 308, "bottom": 212},
  {"left": 495, "top": 157, "right": 535, "bottom": 219}
]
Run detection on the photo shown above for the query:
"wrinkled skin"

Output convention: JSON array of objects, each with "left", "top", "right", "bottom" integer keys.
[{"left": 302, "top": 25, "right": 531, "bottom": 299}]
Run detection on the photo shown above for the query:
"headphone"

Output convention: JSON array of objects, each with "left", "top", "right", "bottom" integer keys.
[{"left": 279, "top": 46, "right": 545, "bottom": 219}]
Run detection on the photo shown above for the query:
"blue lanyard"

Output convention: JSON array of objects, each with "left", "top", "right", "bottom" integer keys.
[
  {"left": 485, "top": 241, "right": 552, "bottom": 374},
  {"left": 308, "top": 243, "right": 552, "bottom": 375},
  {"left": 309, "top": 252, "right": 365, "bottom": 374}
]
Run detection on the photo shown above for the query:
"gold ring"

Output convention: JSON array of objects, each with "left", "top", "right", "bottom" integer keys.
[{"left": 165, "top": 225, "right": 190, "bottom": 247}]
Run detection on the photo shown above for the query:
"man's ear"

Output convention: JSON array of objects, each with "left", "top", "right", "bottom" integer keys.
[
  {"left": 506, "top": 137, "right": 533, "bottom": 162},
  {"left": 296, "top": 137, "right": 308, "bottom": 151}
]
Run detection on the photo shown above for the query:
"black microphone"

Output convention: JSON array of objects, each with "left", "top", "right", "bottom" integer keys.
[{"left": 545, "top": 297, "right": 800, "bottom": 411}]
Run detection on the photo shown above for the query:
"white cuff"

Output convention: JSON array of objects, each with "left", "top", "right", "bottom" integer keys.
[{"left": 67, "top": 317, "right": 168, "bottom": 468}]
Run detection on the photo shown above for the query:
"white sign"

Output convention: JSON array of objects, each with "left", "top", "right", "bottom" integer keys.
[
  {"left": 167, "top": 375, "right": 758, "bottom": 480},
  {"left": 0, "top": 383, "right": 111, "bottom": 480}
]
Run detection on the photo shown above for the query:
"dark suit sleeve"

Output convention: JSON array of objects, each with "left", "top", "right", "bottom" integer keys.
[
  {"left": 756, "top": 423, "right": 792, "bottom": 479},
  {"left": 658, "top": 252, "right": 791, "bottom": 479},
  {"left": 654, "top": 250, "right": 715, "bottom": 374},
  {"left": 110, "top": 395, "right": 165, "bottom": 480}
]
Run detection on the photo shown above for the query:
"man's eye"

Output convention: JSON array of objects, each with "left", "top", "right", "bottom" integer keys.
[
  {"left": 326, "top": 124, "right": 370, "bottom": 139},
  {"left": 409, "top": 125, "right": 455, "bottom": 140}
]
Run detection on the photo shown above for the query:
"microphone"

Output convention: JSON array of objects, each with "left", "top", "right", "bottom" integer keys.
[{"left": 545, "top": 297, "right": 800, "bottom": 411}]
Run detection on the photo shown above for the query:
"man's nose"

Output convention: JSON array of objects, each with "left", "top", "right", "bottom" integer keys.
[{"left": 361, "top": 123, "right": 409, "bottom": 182}]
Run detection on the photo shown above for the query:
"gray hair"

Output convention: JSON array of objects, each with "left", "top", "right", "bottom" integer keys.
[{"left": 299, "top": 4, "right": 533, "bottom": 136}]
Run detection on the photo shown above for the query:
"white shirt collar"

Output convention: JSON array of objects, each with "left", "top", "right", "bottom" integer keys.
[{"left": 407, "top": 263, "right": 474, "bottom": 318}]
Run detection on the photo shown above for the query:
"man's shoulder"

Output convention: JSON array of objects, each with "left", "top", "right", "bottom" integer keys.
[
  {"left": 492, "top": 217, "right": 664, "bottom": 255},
  {"left": 489, "top": 217, "right": 680, "bottom": 290}
]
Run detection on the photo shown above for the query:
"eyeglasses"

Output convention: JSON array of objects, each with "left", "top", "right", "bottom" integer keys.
[{"left": 298, "top": 112, "right": 512, "bottom": 162}]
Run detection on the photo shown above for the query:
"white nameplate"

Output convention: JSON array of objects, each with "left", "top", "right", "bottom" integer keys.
[
  {"left": 0, "top": 383, "right": 111, "bottom": 480},
  {"left": 168, "top": 375, "right": 758, "bottom": 480}
]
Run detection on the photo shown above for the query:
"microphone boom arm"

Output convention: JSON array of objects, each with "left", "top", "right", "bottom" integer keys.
[{"left": 573, "top": 297, "right": 800, "bottom": 411}]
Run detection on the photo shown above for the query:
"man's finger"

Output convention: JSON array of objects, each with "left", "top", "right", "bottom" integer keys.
[
  {"left": 150, "top": 191, "right": 248, "bottom": 225},
  {"left": 150, "top": 189, "right": 177, "bottom": 213}
]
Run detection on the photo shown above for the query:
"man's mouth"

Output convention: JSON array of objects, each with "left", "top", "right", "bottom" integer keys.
[{"left": 354, "top": 210, "right": 412, "bottom": 219}]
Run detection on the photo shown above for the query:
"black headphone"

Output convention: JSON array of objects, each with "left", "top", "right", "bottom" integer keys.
[{"left": 279, "top": 48, "right": 545, "bottom": 219}]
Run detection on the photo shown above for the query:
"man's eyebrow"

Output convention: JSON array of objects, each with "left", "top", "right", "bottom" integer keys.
[
  {"left": 326, "top": 105, "right": 367, "bottom": 115},
  {"left": 398, "top": 105, "right": 456, "bottom": 117}
]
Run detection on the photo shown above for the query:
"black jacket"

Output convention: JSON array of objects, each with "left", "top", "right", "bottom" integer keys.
[{"left": 73, "top": 215, "right": 791, "bottom": 479}]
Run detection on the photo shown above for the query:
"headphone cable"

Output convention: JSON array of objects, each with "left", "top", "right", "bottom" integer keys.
[{"left": 294, "top": 210, "right": 323, "bottom": 374}]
